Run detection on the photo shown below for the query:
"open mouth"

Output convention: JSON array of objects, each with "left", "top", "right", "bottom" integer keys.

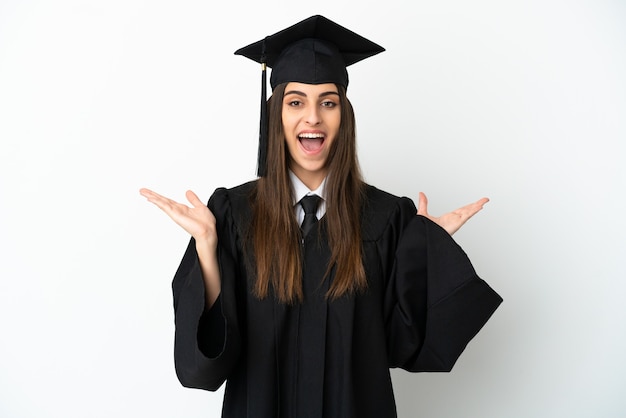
[{"left": 298, "top": 132, "right": 325, "bottom": 153}]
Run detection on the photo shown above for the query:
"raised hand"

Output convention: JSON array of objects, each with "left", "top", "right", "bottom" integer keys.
[
  {"left": 139, "top": 188, "right": 217, "bottom": 246},
  {"left": 417, "top": 192, "right": 489, "bottom": 235},
  {"left": 140, "top": 187, "right": 221, "bottom": 306}
]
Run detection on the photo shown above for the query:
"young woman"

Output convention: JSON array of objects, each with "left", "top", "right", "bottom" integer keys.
[{"left": 140, "top": 15, "right": 502, "bottom": 418}]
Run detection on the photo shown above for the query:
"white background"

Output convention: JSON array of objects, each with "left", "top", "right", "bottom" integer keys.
[{"left": 1, "top": 0, "right": 625, "bottom": 417}]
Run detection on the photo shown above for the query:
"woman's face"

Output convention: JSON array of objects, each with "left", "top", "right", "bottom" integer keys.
[{"left": 282, "top": 82, "right": 341, "bottom": 189}]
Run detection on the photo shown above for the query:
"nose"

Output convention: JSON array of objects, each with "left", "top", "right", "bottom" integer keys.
[{"left": 305, "top": 105, "right": 322, "bottom": 125}]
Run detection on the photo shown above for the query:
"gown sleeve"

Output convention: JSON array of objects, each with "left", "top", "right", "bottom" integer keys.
[
  {"left": 171, "top": 187, "right": 242, "bottom": 390},
  {"left": 384, "top": 198, "right": 502, "bottom": 372}
]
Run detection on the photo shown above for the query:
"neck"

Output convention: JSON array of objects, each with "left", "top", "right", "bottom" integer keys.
[{"left": 291, "top": 168, "right": 327, "bottom": 191}]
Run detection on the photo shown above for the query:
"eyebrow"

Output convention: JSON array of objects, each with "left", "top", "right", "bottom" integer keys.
[{"left": 284, "top": 90, "right": 340, "bottom": 98}]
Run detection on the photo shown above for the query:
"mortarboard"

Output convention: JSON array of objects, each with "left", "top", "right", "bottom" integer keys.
[{"left": 234, "top": 15, "right": 385, "bottom": 177}]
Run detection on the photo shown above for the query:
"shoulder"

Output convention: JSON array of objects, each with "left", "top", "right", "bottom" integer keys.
[
  {"left": 361, "top": 184, "right": 417, "bottom": 241},
  {"left": 209, "top": 180, "right": 257, "bottom": 230},
  {"left": 211, "top": 180, "right": 257, "bottom": 200},
  {"left": 209, "top": 180, "right": 256, "bottom": 208},
  {"left": 363, "top": 184, "right": 415, "bottom": 211}
]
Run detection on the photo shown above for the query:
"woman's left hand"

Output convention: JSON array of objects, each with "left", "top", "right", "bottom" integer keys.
[{"left": 417, "top": 192, "right": 489, "bottom": 235}]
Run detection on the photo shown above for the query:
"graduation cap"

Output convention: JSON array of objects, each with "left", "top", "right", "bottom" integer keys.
[{"left": 234, "top": 15, "right": 385, "bottom": 176}]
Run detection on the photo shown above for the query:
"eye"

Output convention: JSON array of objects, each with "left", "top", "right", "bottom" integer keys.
[
  {"left": 286, "top": 99, "right": 302, "bottom": 107},
  {"left": 321, "top": 100, "right": 337, "bottom": 108}
]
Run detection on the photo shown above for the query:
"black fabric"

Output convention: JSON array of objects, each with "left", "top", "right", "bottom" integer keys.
[
  {"left": 171, "top": 181, "right": 503, "bottom": 418},
  {"left": 297, "top": 220, "right": 330, "bottom": 417},
  {"left": 300, "top": 194, "right": 321, "bottom": 237},
  {"left": 234, "top": 15, "right": 385, "bottom": 89}
]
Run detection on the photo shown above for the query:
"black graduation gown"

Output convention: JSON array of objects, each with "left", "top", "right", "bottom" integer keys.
[{"left": 171, "top": 181, "right": 502, "bottom": 418}]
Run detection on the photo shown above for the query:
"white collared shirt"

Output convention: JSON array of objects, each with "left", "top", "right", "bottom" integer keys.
[{"left": 290, "top": 170, "right": 327, "bottom": 225}]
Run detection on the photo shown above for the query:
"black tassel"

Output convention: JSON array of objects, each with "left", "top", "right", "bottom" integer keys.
[{"left": 257, "top": 38, "right": 269, "bottom": 177}]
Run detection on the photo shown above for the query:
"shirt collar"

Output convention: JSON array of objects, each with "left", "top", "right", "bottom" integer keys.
[{"left": 289, "top": 170, "right": 327, "bottom": 205}]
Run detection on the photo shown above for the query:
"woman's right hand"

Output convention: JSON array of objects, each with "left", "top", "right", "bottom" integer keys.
[
  {"left": 140, "top": 188, "right": 221, "bottom": 306},
  {"left": 139, "top": 188, "right": 217, "bottom": 248}
]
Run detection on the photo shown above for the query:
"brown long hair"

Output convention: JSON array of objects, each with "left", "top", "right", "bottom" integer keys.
[{"left": 249, "top": 83, "right": 366, "bottom": 304}]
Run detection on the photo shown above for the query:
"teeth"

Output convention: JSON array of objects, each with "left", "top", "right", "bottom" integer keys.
[{"left": 298, "top": 133, "right": 325, "bottom": 139}]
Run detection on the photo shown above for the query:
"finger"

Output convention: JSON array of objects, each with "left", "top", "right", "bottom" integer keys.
[
  {"left": 185, "top": 190, "right": 204, "bottom": 208},
  {"left": 141, "top": 189, "right": 185, "bottom": 215},
  {"left": 468, "top": 197, "right": 490, "bottom": 215},
  {"left": 139, "top": 187, "right": 173, "bottom": 203},
  {"left": 139, "top": 187, "right": 157, "bottom": 199},
  {"left": 454, "top": 198, "right": 489, "bottom": 222},
  {"left": 140, "top": 188, "right": 167, "bottom": 205},
  {"left": 417, "top": 192, "right": 428, "bottom": 215}
]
